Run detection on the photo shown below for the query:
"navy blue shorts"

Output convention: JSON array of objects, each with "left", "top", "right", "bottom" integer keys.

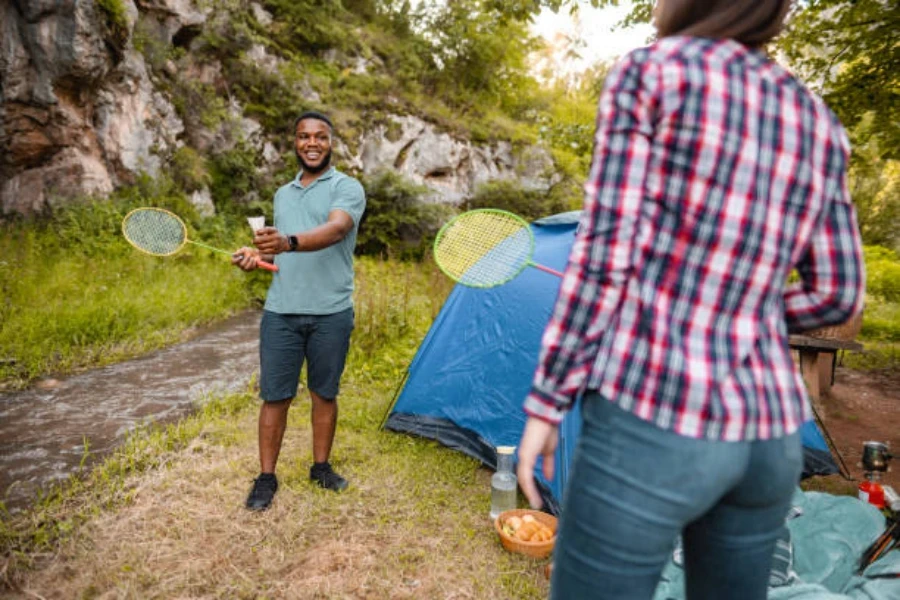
[{"left": 259, "top": 308, "right": 354, "bottom": 402}]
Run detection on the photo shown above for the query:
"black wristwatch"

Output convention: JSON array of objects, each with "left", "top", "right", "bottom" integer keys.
[{"left": 288, "top": 235, "right": 299, "bottom": 252}]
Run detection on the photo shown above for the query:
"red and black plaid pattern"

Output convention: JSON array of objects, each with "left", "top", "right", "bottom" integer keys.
[{"left": 525, "top": 37, "right": 865, "bottom": 441}]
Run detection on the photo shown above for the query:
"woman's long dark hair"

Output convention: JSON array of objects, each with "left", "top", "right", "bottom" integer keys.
[{"left": 655, "top": 0, "right": 793, "bottom": 47}]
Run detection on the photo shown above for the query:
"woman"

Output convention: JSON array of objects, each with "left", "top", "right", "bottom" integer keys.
[{"left": 516, "top": 1, "right": 865, "bottom": 598}]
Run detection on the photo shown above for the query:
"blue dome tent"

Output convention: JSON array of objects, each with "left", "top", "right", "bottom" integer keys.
[{"left": 383, "top": 212, "right": 841, "bottom": 514}]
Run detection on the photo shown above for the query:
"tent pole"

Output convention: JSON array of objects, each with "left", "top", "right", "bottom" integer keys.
[
  {"left": 378, "top": 370, "right": 409, "bottom": 431},
  {"left": 807, "top": 400, "right": 853, "bottom": 480}
]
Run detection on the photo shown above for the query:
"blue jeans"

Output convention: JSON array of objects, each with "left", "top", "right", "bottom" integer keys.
[{"left": 551, "top": 393, "right": 803, "bottom": 600}]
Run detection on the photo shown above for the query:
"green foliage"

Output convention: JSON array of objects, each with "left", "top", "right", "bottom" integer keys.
[
  {"left": 612, "top": 0, "right": 899, "bottom": 163},
  {"left": 857, "top": 246, "right": 900, "bottom": 343},
  {"left": 96, "top": 0, "right": 129, "bottom": 53},
  {"left": 167, "top": 77, "right": 229, "bottom": 134},
  {"left": 350, "top": 256, "right": 452, "bottom": 368},
  {"left": 860, "top": 301, "right": 900, "bottom": 343},
  {"left": 417, "top": 0, "right": 543, "bottom": 113},
  {"left": 864, "top": 246, "right": 900, "bottom": 304},
  {"left": 262, "top": 0, "right": 358, "bottom": 55},
  {"left": 356, "top": 170, "right": 454, "bottom": 259},
  {"left": 96, "top": 0, "right": 128, "bottom": 27},
  {"left": 170, "top": 146, "right": 211, "bottom": 193},
  {"left": 208, "top": 142, "right": 261, "bottom": 206},
  {"left": 849, "top": 130, "right": 900, "bottom": 250},
  {"left": 0, "top": 186, "right": 262, "bottom": 387},
  {"left": 780, "top": 0, "right": 899, "bottom": 161},
  {"left": 465, "top": 179, "right": 577, "bottom": 222}
]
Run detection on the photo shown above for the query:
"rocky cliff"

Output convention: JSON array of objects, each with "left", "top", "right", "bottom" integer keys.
[{"left": 0, "top": 0, "right": 558, "bottom": 216}]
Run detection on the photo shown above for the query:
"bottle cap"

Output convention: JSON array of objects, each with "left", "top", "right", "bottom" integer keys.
[{"left": 497, "top": 445, "right": 516, "bottom": 454}]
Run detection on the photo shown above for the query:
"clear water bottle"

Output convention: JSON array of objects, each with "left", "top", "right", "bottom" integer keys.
[{"left": 490, "top": 445, "right": 518, "bottom": 520}]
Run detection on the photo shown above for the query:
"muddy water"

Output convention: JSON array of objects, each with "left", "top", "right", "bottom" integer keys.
[{"left": 0, "top": 310, "right": 262, "bottom": 513}]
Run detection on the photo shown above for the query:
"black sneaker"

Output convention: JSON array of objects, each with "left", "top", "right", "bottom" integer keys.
[
  {"left": 310, "top": 462, "right": 349, "bottom": 492},
  {"left": 245, "top": 473, "right": 278, "bottom": 511}
]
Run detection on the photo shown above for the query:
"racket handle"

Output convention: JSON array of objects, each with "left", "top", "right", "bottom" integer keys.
[
  {"left": 531, "top": 262, "right": 564, "bottom": 278},
  {"left": 232, "top": 252, "right": 279, "bottom": 272}
]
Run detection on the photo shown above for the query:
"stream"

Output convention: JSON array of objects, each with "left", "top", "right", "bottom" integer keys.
[{"left": 0, "top": 310, "right": 261, "bottom": 513}]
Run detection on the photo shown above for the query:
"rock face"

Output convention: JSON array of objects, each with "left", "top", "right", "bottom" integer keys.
[
  {"left": 0, "top": 0, "right": 557, "bottom": 216},
  {"left": 354, "top": 115, "right": 556, "bottom": 204},
  {"left": 1, "top": 0, "right": 184, "bottom": 214}
]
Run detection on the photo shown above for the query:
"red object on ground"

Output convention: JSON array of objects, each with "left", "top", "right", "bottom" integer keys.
[{"left": 859, "top": 479, "right": 886, "bottom": 509}]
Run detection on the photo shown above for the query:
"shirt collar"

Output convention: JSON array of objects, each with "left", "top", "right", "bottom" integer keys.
[{"left": 291, "top": 167, "right": 335, "bottom": 189}]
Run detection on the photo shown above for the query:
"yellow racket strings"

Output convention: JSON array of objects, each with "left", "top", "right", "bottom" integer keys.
[
  {"left": 435, "top": 211, "right": 533, "bottom": 287},
  {"left": 122, "top": 208, "right": 188, "bottom": 256}
]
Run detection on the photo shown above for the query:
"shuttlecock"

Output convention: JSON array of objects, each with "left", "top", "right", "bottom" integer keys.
[{"left": 247, "top": 216, "right": 265, "bottom": 232}]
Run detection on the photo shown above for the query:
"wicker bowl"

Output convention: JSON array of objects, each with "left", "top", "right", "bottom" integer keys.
[{"left": 495, "top": 509, "right": 558, "bottom": 559}]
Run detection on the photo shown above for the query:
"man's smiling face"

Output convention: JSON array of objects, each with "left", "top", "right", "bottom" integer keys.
[{"left": 294, "top": 117, "right": 332, "bottom": 173}]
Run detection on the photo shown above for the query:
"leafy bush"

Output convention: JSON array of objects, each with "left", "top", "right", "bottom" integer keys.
[
  {"left": 356, "top": 170, "right": 454, "bottom": 259},
  {"left": 465, "top": 179, "right": 577, "bottom": 222},
  {"left": 864, "top": 246, "right": 900, "bottom": 303},
  {"left": 208, "top": 143, "right": 261, "bottom": 206},
  {"left": 0, "top": 185, "right": 263, "bottom": 386},
  {"left": 262, "top": 0, "right": 358, "bottom": 55},
  {"left": 170, "top": 147, "right": 211, "bottom": 193}
]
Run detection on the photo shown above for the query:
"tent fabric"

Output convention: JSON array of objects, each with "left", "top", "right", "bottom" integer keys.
[
  {"left": 385, "top": 212, "right": 840, "bottom": 512},
  {"left": 652, "top": 490, "right": 900, "bottom": 600}
]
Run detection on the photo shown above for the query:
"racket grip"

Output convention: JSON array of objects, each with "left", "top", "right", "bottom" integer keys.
[{"left": 257, "top": 260, "right": 278, "bottom": 272}]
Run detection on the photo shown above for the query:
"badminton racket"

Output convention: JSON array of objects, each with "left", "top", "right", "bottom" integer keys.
[
  {"left": 432, "top": 209, "right": 563, "bottom": 288},
  {"left": 122, "top": 207, "right": 278, "bottom": 272}
]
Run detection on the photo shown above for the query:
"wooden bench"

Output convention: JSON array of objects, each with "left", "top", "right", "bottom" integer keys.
[{"left": 789, "top": 334, "right": 863, "bottom": 402}]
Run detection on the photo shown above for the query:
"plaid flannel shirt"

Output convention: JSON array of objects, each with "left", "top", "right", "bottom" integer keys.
[{"left": 525, "top": 37, "right": 865, "bottom": 441}]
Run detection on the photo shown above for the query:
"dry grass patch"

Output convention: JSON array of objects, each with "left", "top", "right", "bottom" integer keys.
[{"left": 2, "top": 385, "right": 550, "bottom": 599}]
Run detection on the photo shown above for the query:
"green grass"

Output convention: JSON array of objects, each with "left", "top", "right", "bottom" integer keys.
[
  {"left": 0, "top": 194, "right": 266, "bottom": 388},
  {"left": 0, "top": 200, "right": 898, "bottom": 596},
  {"left": 860, "top": 297, "right": 900, "bottom": 343},
  {"left": 0, "top": 251, "right": 555, "bottom": 599}
]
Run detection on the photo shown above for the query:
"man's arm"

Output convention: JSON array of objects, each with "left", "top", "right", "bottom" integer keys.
[{"left": 253, "top": 209, "right": 354, "bottom": 255}]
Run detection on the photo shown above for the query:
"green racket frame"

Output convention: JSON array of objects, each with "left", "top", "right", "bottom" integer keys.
[{"left": 432, "top": 208, "right": 562, "bottom": 288}]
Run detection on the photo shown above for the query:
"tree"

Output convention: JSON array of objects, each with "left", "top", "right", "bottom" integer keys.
[
  {"left": 596, "top": 0, "right": 898, "bottom": 161},
  {"left": 416, "top": 0, "right": 542, "bottom": 111},
  {"left": 779, "top": 0, "right": 898, "bottom": 161}
]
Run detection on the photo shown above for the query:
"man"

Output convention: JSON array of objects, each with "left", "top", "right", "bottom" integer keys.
[{"left": 233, "top": 110, "right": 366, "bottom": 511}]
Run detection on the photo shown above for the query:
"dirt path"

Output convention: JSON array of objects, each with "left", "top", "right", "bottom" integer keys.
[{"left": 811, "top": 365, "right": 900, "bottom": 494}]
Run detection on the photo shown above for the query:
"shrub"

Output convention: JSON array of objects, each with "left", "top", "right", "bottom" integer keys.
[
  {"left": 864, "top": 246, "right": 900, "bottom": 303},
  {"left": 356, "top": 170, "right": 453, "bottom": 259},
  {"left": 170, "top": 147, "right": 211, "bottom": 193},
  {"left": 208, "top": 143, "right": 260, "bottom": 206},
  {"left": 465, "top": 179, "right": 577, "bottom": 222}
]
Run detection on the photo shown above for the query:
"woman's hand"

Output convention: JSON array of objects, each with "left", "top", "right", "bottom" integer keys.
[
  {"left": 253, "top": 226, "right": 290, "bottom": 255},
  {"left": 231, "top": 246, "right": 261, "bottom": 271},
  {"left": 516, "top": 416, "right": 560, "bottom": 509}
]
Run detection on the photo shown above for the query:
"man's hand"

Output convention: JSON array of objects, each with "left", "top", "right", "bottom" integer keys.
[
  {"left": 254, "top": 226, "right": 290, "bottom": 255},
  {"left": 516, "top": 416, "right": 559, "bottom": 509},
  {"left": 231, "top": 246, "right": 260, "bottom": 271}
]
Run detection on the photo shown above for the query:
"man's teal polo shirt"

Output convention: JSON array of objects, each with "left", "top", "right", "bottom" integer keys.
[{"left": 263, "top": 167, "right": 366, "bottom": 315}]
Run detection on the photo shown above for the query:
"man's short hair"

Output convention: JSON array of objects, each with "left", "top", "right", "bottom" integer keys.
[{"left": 294, "top": 111, "right": 333, "bottom": 133}]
